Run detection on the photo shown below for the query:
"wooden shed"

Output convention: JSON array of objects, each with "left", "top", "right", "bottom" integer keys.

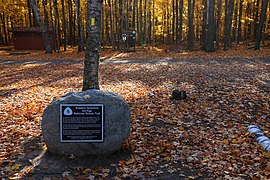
[{"left": 10, "top": 27, "right": 56, "bottom": 50}]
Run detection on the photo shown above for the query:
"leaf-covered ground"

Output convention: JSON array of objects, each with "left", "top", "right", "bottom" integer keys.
[{"left": 0, "top": 47, "right": 270, "bottom": 179}]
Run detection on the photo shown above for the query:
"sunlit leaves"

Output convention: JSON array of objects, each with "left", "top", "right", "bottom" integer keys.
[{"left": 0, "top": 48, "right": 270, "bottom": 178}]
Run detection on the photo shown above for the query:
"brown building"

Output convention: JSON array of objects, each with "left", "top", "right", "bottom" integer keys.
[{"left": 10, "top": 27, "right": 56, "bottom": 50}]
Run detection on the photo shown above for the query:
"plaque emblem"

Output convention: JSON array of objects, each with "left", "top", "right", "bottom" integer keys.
[{"left": 63, "top": 107, "right": 73, "bottom": 116}]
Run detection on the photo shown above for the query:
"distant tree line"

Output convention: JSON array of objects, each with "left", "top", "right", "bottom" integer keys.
[{"left": 0, "top": 0, "right": 269, "bottom": 52}]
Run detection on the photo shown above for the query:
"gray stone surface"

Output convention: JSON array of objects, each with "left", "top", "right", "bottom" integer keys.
[{"left": 42, "top": 90, "right": 130, "bottom": 156}]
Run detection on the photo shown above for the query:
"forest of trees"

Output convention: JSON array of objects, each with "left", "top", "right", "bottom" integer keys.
[{"left": 0, "top": 0, "right": 269, "bottom": 52}]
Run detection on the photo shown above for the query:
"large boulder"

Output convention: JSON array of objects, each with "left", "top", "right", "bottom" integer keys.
[{"left": 42, "top": 90, "right": 130, "bottom": 156}]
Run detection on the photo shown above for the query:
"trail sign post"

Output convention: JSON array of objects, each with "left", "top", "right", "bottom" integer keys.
[{"left": 121, "top": 30, "right": 136, "bottom": 52}]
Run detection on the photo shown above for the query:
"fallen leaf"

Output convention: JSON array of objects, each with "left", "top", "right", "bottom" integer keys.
[
  {"left": 62, "top": 171, "right": 71, "bottom": 177},
  {"left": 11, "top": 164, "right": 22, "bottom": 171}
]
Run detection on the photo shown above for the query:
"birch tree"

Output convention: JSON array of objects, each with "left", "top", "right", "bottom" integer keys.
[{"left": 83, "top": 0, "right": 102, "bottom": 90}]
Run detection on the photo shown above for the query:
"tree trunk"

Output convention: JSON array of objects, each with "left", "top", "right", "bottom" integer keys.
[
  {"left": 201, "top": 0, "right": 207, "bottom": 50},
  {"left": 152, "top": 0, "right": 155, "bottom": 46},
  {"left": 132, "top": 0, "right": 136, "bottom": 29},
  {"left": 9, "top": 16, "right": 13, "bottom": 45},
  {"left": 232, "top": 0, "right": 238, "bottom": 42},
  {"left": 138, "top": 0, "right": 143, "bottom": 45},
  {"left": 42, "top": 0, "right": 49, "bottom": 27},
  {"left": 175, "top": 0, "right": 179, "bottom": 44},
  {"left": 237, "top": 0, "right": 243, "bottom": 44},
  {"left": 75, "top": 0, "right": 83, "bottom": 52},
  {"left": 68, "top": 0, "right": 74, "bottom": 46},
  {"left": 166, "top": 2, "right": 169, "bottom": 43},
  {"left": 179, "top": 0, "right": 183, "bottom": 42},
  {"left": 53, "top": 0, "right": 60, "bottom": 53},
  {"left": 73, "top": 8, "right": 76, "bottom": 45},
  {"left": 27, "top": 0, "right": 33, "bottom": 27},
  {"left": 0, "top": 24, "right": 2, "bottom": 46},
  {"left": 1, "top": 13, "right": 8, "bottom": 45},
  {"left": 172, "top": 0, "right": 175, "bottom": 43},
  {"left": 49, "top": 0, "right": 54, "bottom": 27},
  {"left": 29, "top": 0, "right": 52, "bottom": 53},
  {"left": 143, "top": 0, "right": 147, "bottom": 43},
  {"left": 108, "top": 0, "right": 115, "bottom": 50},
  {"left": 120, "top": 0, "right": 124, "bottom": 41},
  {"left": 195, "top": 5, "right": 200, "bottom": 41},
  {"left": 126, "top": 0, "right": 129, "bottom": 30},
  {"left": 61, "top": 0, "right": 67, "bottom": 51},
  {"left": 223, "top": 0, "right": 234, "bottom": 50},
  {"left": 255, "top": 0, "right": 269, "bottom": 50},
  {"left": 105, "top": 0, "right": 110, "bottom": 44},
  {"left": 216, "top": 0, "right": 222, "bottom": 49},
  {"left": 114, "top": 0, "right": 119, "bottom": 50},
  {"left": 83, "top": 0, "right": 102, "bottom": 90},
  {"left": 254, "top": 0, "right": 260, "bottom": 40},
  {"left": 205, "top": 0, "right": 215, "bottom": 52},
  {"left": 101, "top": 1, "right": 104, "bottom": 48},
  {"left": 148, "top": 0, "right": 151, "bottom": 45},
  {"left": 187, "top": 0, "right": 195, "bottom": 51},
  {"left": 244, "top": 1, "right": 250, "bottom": 43},
  {"left": 0, "top": 21, "right": 2, "bottom": 45},
  {"left": 162, "top": 14, "right": 165, "bottom": 43}
]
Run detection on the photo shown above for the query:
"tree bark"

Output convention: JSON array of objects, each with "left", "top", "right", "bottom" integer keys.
[
  {"left": 27, "top": 0, "right": 33, "bottom": 27},
  {"left": 166, "top": 1, "right": 170, "bottom": 43},
  {"left": 61, "top": 0, "right": 67, "bottom": 51},
  {"left": 138, "top": 0, "right": 143, "bottom": 45},
  {"left": 1, "top": 13, "right": 8, "bottom": 45},
  {"left": 187, "top": 0, "right": 195, "bottom": 51},
  {"left": 29, "top": 0, "right": 52, "bottom": 53},
  {"left": 148, "top": 0, "right": 151, "bottom": 45},
  {"left": 232, "top": 0, "right": 238, "bottom": 42},
  {"left": 49, "top": 0, "right": 54, "bottom": 27},
  {"left": 205, "top": 0, "right": 215, "bottom": 52},
  {"left": 0, "top": 22, "right": 2, "bottom": 45},
  {"left": 107, "top": 0, "right": 115, "bottom": 50},
  {"left": 42, "top": 0, "right": 49, "bottom": 27},
  {"left": 175, "top": 0, "right": 179, "bottom": 44},
  {"left": 255, "top": 0, "right": 269, "bottom": 50},
  {"left": 216, "top": 0, "right": 222, "bottom": 49},
  {"left": 75, "top": 0, "right": 83, "bottom": 52},
  {"left": 114, "top": 0, "right": 119, "bottom": 50},
  {"left": 68, "top": 0, "right": 74, "bottom": 46},
  {"left": 237, "top": 0, "right": 243, "bottom": 44},
  {"left": 143, "top": 0, "right": 147, "bottom": 43},
  {"left": 132, "top": 0, "right": 136, "bottom": 29},
  {"left": 179, "top": 0, "right": 183, "bottom": 42},
  {"left": 201, "top": 0, "right": 207, "bottom": 50},
  {"left": 105, "top": 0, "right": 110, "bottom": 44},
  {"left": 83, "top": 0, "right": 102, "bottom": 90},
  {"left": 53, "top": 0, "right": 60, "bottom": 53},
  {"left": 172, "top": 0, "right": 175, "bottom": 43},
  {"left": 152, "top": 0, "right": 155, "bottom": 46},
  {"left": 254, "top": 0, "right": 260, "bottom": 40},
  {"left": 223, "top": 0, "right": 234, "bottom": 50}
]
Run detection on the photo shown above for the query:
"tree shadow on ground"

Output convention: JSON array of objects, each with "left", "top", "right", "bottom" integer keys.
[
  {"left": 101, "top": 57, "right": 270, "bottom": 94},
  {"left": 11, "top": 136, "right": 132, "bottom": 179},
  {"left": 101, "top": 57, "right": 270, "bottom": 65},
  {"left": 0, "top": 63, "right": 82, "bottom": 98}
]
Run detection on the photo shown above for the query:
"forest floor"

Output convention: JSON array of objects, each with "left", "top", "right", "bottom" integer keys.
[{"left": 0, "top": 46, "right": 270, "bottom": 179}]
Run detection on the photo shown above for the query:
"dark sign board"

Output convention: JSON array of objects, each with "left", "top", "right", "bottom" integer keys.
[{"left": 60, "top": 104, "right": 104, "bottom": 143}]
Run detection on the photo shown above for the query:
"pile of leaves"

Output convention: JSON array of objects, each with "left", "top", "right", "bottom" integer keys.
[{"left": 0, "top": 47, "right": 270, "bottom": 179}]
